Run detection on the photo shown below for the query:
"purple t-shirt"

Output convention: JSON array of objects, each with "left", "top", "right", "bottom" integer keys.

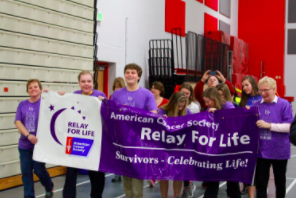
[
  {"left": 246, "top": 95, "right": 262, "bottom": 106},
  {"left": 111, "top": 87, "right": 157, "bottom": 111},
  {"left": 15, "top": 98, "right": 41, "bottom": 149},
  {"left": 254, "top": 97, "right": 294, "bottom": 159},
  {"left": 73, "top": 89, "right": 106, "bottom": 98},
  {"left": 158, "top": 108, "right": 192, "bottom": 116},
  {"left": 222, "top": 101, "right": 235, "bottom": 110}
]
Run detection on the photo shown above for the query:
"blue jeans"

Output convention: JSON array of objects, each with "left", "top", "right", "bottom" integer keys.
[{"left": 19, "top": 148, "right": 54, "bottom": 198}]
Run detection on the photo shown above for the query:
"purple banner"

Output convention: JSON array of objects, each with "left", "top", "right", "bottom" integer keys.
[{"left": 99, "top": 100, "right": 259, "bottom": 184}]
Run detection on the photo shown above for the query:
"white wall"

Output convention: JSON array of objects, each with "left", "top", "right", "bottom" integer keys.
[
  {"left": 96, "top": 0, "right": 238, "bottom": 96},
  {"left": 285, "top": 0, "right": 296, "bottom": 112}
]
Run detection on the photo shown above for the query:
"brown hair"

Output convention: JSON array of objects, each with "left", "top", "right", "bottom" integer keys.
[
  {"left": 202, "top": 87, "right": 225, "bottom": 110},
  {"left": 26, "top": 79, "right": 42, "bottom": 92},
  {"left": 78, "top": 70, "right": 93, "bottom": 82},
  {"left": 161, "top": 92, "right": 188, "bottom": 117},
  {"left": 216, "top": 83, "right": 233, "bottom": 103},
  {"left": 239, "top": 76, "right": 259, "bottom": 107},
  {"left": 179, "top": 82, "right": 194, "bottom": 104},
  {"left": 151, "top": 81, "right": 165, "bottom": 96},
  {"left": 124, "top": 63, "right": 143, "bottom": 78},
  {"left": 112, "top": 77, "right": 126, "bottom": 91}
]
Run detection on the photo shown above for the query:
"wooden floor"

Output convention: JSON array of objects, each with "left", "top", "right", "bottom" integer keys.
[{"left": 1, "top": 148, "right": 296, "bottom": 198}]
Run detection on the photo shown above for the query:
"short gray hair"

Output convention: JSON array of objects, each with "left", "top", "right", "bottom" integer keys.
[{"left": 258, "top": 76, "right": 277, "bottom": 89}]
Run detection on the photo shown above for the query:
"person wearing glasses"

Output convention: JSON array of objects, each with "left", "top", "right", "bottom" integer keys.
[{"left": 252, "top": 76, "right": 293, "bottom": 198}]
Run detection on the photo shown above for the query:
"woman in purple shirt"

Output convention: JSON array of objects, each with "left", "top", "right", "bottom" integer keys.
[
  {"left": 253, "top": 77, "right": 293, "bottom": 198},
  {"left": 158, "top": 92, "right": 191, "bottom": 198},
  {"left": 61, "top": 71, "right": 106, "bottom": 198},
  {"left": 46, "top": 70, "right": 107, "bottom": 198},
  {"left": 202, "top": 88, "right": 241, "bottom": 198},
  {"left": 15, "top": 79, "right": 54, "bottom": 198}
]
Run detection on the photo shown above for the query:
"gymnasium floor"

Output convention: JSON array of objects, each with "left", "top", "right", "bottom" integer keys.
[{"left": 1, "top": 147, "right": 296, "bottom": 198}]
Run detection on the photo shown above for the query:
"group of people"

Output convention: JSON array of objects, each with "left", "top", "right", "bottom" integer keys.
[{"left": 15, "top": 63, "right": 295, "bottom": 198}]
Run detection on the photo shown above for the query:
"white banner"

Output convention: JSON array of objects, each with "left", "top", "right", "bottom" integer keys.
[{"left": 33, "top": 91, "right": 102, "bottom": 171}]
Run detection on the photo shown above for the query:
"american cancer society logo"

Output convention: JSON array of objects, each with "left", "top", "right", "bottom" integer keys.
[{"left": 48, "top": 104, "right": 94, "bottom": 157}]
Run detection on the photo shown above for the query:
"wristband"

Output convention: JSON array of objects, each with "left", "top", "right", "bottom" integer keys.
[{"left": 26, "top": 133, "right": 31, "bottom": 138}]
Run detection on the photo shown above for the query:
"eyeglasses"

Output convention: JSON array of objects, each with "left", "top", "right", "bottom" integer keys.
[{"left": 259, "top": 89, "right": 272, "bottom": 93}]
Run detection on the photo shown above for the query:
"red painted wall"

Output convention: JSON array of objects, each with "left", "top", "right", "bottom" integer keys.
[{"left": 238, "top": 0, "right": 286, "bottom": 95}]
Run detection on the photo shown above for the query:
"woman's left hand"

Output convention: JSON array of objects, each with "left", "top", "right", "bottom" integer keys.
[
  {"left": 215, "top": 71, "right": 226, "bottom": 83},
  {"left": 256, "top": 120, "right": 271, "bottom": 129},
  {"left": 208, "top": 108, "right": 217, "bottom": 113}
]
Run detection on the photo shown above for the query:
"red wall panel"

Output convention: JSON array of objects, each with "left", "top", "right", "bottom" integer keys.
[
  {"left": 238, "top": 0, "right": 286, "bottom": 96},
  {"left": 205, "top": 0, "right": 218, "bottom": 11},
  {"left": 165, "top": 0, "right": 186, "bottom": 37},
  {"left": 204, "top": 13, "right": 218, "bottom": 35}
]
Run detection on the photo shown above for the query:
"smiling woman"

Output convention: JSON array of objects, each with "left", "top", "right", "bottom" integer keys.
[{"left": 14, "top": 79, "right": 54, "bottom": 198}]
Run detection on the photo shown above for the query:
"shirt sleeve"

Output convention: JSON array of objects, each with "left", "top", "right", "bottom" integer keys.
[
  {"left": 193, "top": 81, "right": 205, "bottom": 108},
  {"left": 271, "top": 123, "right": 291, "bottom": 133},
  {"left": 225, "top": 80, "right": 235, "bottom": 95},
  {"left": 157, "top": 108, "right": 166, "bottom": 115},
  {"left": 188, "top": 102, "right": 200, "bottom": 114},
  {"left": 186, "top": 108, "right": 193, "bottom": 115},
  {"left": 101, "top": 92, "right": 107, "bottom": 98},
  {"left": 223, "top": 102, "right": 235, "bottom": 109},
  {"left": 15, "top": 102, "right": 22, "bottom": 123},
  {"left": 110, "top": 92, "right": 116, "bottom": 101},
  {"left": 281, "top": 100, "right": 294, "bottom": 123},
  {"left": 146, "top": 91, "right": 158, "bottom": 111},
  {"left": 290, "top": 116, "right": 296, "bottom": 145}
]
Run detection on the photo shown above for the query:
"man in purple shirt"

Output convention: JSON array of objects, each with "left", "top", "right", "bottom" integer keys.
[
  {"left": 253, "top": 76, "right": 293, "bottom": 198},
  {"left": 111, "top": 63, "right": 158, "bottom": 198},
  {"left": 61, "top": 71, "right": 106, "bottom": 198},
  {"left": 15, "top": 79, "right": 54, "bottom": 198}
]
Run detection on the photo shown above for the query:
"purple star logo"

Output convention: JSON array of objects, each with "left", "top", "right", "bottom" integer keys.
[{"left": 49, "top": 105, "right": 55, "bottom": 111}]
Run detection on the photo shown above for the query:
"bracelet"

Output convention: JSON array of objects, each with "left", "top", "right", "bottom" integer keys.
[{"left": 26, "top": 133, "right": 31, "bottom": 138}]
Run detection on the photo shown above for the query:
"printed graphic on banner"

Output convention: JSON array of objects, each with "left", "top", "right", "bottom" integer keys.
[
  {"left": 99, "top": 100, "right": 260, "bottom": 184},
  {"left": 33, "top": 91, "right": 102, "bottom": 171},
  {"left": 65, "top": 137, "right": 94, "bottom": 156}
]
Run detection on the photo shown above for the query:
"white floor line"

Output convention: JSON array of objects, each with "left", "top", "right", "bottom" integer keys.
[
  {"left": 114, "top": 181, "right": 159, "bottom": 198},
  {"left": 197, "top": 182, "right": 226, "bottom": 198},
  {"left": 286, "top": 179, "right": 296, "bottom": 194},
  {"left": 36, "top": 173, "right": 114, "bottom": 198},
  {"left": 290, "top": 154, "right": 296, "bottom": 158},
  {"left": 270, "top": 177, "right": 296, "bottom": 180}
]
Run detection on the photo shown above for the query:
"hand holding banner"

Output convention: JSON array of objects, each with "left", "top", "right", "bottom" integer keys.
[
  {"left": 33, "top": 91, "right": 102, "bottom": 171},
  {"left": 34, "top": 92, "right": 259, "bottom": 184}
]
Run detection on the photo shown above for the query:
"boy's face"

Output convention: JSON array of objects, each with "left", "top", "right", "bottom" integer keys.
[
  {"left": 79, "top": 74, "right": 93, "bottom": 94},
  {"left": 124, "top": 69, "right": 140, "bottom": 85},
  {"left": 27, "top": 82, "right": 42, "bottom": 98}
]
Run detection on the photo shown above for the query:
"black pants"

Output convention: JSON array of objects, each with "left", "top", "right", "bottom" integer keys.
[
  {"left": 204, "top": 181, "right": 241, "bottom": 198},
  {"left": 63, "top": 167, "right": 105, "bottom": 198},
  {"left": 255, "top": 158, "right": 288, "bottom": 198}
]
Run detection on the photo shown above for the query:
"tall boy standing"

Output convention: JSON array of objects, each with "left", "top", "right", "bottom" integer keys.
[{"left": 111, "top": 63, "right": 158, "bottom": 198}]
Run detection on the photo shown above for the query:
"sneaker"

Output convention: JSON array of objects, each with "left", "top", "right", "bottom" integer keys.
[
  {"left": 111, "top": 175, "right": 122, "bottom": 182},
  {"left": 241, "top": 186, "right": 247, "bottom": 195},
  {"left": 45, "top": 191, "right": 54, "bottom": 198},
  {"left": 188, "top": 182, "right": 196, "bottom": 197},
  {"left": 147, "top": 180, "right": 155, "bottom": 187}
]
